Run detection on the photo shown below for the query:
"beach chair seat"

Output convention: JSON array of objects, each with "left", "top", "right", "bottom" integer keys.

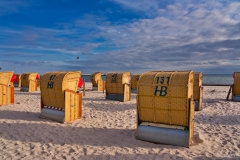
[
  {"left": 0, "top": 71, "right": 15, "bottom": 106},
  {"left": 106, "top": 72, "right": 131, "bottom": 102},
  {"left": 136, "top": 71, "right": 195, "bottom": 147},
  {"left": 39, "top": 71, "right": 82, "bottom": 123}
]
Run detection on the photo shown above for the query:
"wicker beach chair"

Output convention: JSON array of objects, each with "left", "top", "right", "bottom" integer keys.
[
  {"left": 136, "top": 71, "right": 195, "bottom": 147},
  {"left": 105, "top": 72, "right": 131, "bottom": 102},
  {"left": 20, "top": 72, "right": 40, "bottom": 92},
  {"left": 39, "top": 71, "right": 82, "bottom": 123},
  {"left": 131, "top": 74, "right": 140, "bottom": 93},
  {"left": 0, "top": 71, "right": 15, "bottom": 106},
  {"left": 90, "top": 72, "right": 104, "bottom": 91}
]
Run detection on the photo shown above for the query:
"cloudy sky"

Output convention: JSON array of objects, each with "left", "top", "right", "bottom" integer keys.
[{"left": 0, "top": 0, "right": 239, "bottom": 74}]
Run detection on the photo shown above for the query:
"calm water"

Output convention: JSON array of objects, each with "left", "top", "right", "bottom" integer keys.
[
  {"left": 82, "top": 74, "right": 234, "bottom": 85},
  {"left": 203, "top": 74, "right": 233, "bottom": 85}
]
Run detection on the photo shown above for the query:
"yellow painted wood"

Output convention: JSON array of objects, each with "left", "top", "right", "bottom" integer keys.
[
  {"left": 97, "top": 79, "right": 103, "bottom": 91},
  {"left": 0, "top": 71, "right": 14, "bottom": 106},
  {"left": 193, "top": 72, "right": 203, "bottom": 101},
  {"left": 65, "top": 91, "right": 70, "bottom": 122},
  {"left": 0, "top": 71, "right": 13, "bottom": 86},
  {"left": 233, "top": 72, "right": 240, "bottom": 95}
]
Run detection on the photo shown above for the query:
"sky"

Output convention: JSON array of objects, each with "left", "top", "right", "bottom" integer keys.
[{"left": 0, "top": 0, "right": 239, "bottom": 75}]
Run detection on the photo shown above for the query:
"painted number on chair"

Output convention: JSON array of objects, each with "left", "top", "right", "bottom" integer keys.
[
  {"left": 154, "top": 76, "right": 170, "bottom": 96},
  {"left": 49, "top": 75, "right": 56, "bottom": 80},
  {"left": 47, "top": 82, "right": 54, "bottom": 88},
  {"left": 111, "top": 74, "right": 117, "bottom": 83},
  {"left": 23, "top": 74, "right": 27, "bottom": 79},
  {"left": 136, "top": 75, "right": 140, "bottom": 81},
  {"left": 47, "top": 74, "right": 56, "bottom": 88}
]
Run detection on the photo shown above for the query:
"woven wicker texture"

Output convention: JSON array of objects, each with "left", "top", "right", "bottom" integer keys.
[
  {"left": 233, "top": 72, "right": 240, "bottom": 95},
  {"left": 106, "top": 72, "right": 131, "bottom": 94},
  {"left": 90, "top": 72, "right": 102, "bottom": 87},
  {"left": 40, "top": 71, "right": 81, "bottom": 109},
  {"left": 193, "top": 72, "right": 203, "bottom": 100},
  {"left": 21, "top": 72, "right": 39, "bottom": 92},
  {"left": 0, "top": 71, "right": 14, "bottom": 86},
  {"left": 137, "top": 71, "right": 194, "bottom": 127},
  {"left": 131, "top": 74, "right": 140, "bottom": 89}
]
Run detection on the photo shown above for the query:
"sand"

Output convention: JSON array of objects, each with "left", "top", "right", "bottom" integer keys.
[{"left": 0, "top": 86, "right": 239, "bottom": 160}]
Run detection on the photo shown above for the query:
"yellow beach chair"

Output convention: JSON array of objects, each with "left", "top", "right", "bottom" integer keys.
[
  {"left": 39, "top": 71, "right": 82, "bottom": 123},
  {"left": 136, "top": 71, "right": 195, "bottom": 147},
  {"left": 90, "top": 72, "right": 104, "bottom": 91},
  {"left": 106, "top": 72, "right": 131, "bottom": 102},
  {"left": 20, "top": 72, "right": 40, "bottom": 92},
  {"left": 0, "top": 71, "right": 15, "bottom": 106}
]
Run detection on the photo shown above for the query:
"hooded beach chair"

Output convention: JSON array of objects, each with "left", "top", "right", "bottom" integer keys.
[
  {"left": 20, "top": 72, "right": 40, "bottom": 92},
  {"left": 105, "top": 72, "right": 131, "bottom": 102},
  {"left": 90, "top": 72, "right": 104, "bottom": 91},
  {"left": 136, "top": 71, "right": 195, "bottom": 147},
  {"left": 0, "top": 71, "right": 16, "bottom": 106},
  {"left": 39, "top": 71, "right": 82, "bottom": 123}
]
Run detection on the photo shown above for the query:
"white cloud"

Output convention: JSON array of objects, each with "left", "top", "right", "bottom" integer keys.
[{"left": 1, "top": 0, "right": 240, "bottom": 74}]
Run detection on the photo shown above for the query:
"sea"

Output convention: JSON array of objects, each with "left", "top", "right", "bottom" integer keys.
[{"left": 82, "top": 74, "right": 234, "bottom": 85}]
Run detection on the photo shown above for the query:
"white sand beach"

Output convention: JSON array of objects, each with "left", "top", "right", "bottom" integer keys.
[{"left": 0, "top": 86, "right": 239, "bottom": 160}]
